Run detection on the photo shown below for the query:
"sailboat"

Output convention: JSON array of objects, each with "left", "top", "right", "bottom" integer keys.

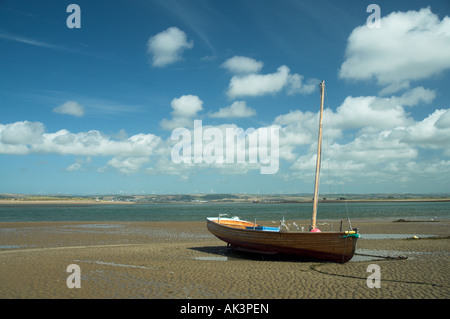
[{"left": 206, "top": 81, "right": 360, "bottom": 263}]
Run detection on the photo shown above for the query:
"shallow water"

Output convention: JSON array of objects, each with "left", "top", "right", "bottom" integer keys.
[
  {"left": 0, "top": 244, "right": 29, "bottom": 249},
  {"left": 1, "top": 201, "right": 449, "bottom": 222}
]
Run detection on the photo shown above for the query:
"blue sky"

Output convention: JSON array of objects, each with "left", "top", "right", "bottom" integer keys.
[{"left": 1, "top": 0, "right": 450, "bottom": 195}]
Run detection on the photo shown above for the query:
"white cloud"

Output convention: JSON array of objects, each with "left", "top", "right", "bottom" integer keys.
[
  {"left": 66, "top": 157, "right": 92, "bottom": 172},
  {"left": 226, "top": 65, "right": 316, "bottom": 98},
  {"left": 160, "top": 95, "right": 203, "bottom": 130},
  {"left": 1, "top": 33, "right": 448, "bottom": 190},
  {"left": 435, "top": 109, "right": 450, "bottom": 129},
  {"left": 389, "top": 87, "right": 436, "bottom": 106},
  {"left": 274, "top": 110, "right": 318, "bottom": 161},
  {"left": 209, "top": 101, "right": 256, "bottom": 118},
  {"left": 399, "top": 109, "right": 450, "bottom": 149},
  {"left": 0, "top": 121, "right": 161, "bottom": 159},
  {"left": 0, "top": 87, "right": 448, "bottom": 186},
  {"left": 170, "top": 95, "right": 203, "bottom": 118},
  {"left": 0, "top": 121, "right": 44, "bottom": 146},
  {"left": 221, "top": 56, "right": 263, "bottom": 74},
  {"left": 271, "top": 85, "right": 450, "bottom": 189},
  {"left": 227, "top": 65, "right": 290, "bottom": 98},
  {"left": 329, "top": 130, "right": 418, "bottom": 164},
  {"left": 286, "top": 74, "right": 319, "bottom": 95},
  {"left": 53, "top": 101, "right": 85, "bottom": 117},
  {"left": 163, "top": 122, "right": 280, "bottom": 175},
  {"left": 40, "top": 130, "right": 160, "bottom": 157},
  {"left": 340, "top": 7, "right": 450, "bottom": 93},
  {"left": 66, "top": 162, "right": 82, "bottom": 172},
  {"left": 330, "top": 95, "right": 414, "bottom": 131},
  {"left": 147, "top": 27, "right": 193, "bottom": 67},
  {"left": 107, "top": 157, "right": 151, "bottom": 175},
  {"left": 160, "top": 117, "right": 195, "bottom": 131}
]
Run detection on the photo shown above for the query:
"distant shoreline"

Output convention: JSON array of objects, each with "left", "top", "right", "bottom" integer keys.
[
  {"left": 0, "top": 200, "right": 134, "bottom": 205},
  {"left": 261, "top": 198, "right": 450, "bottom": 203},
  {"left": 0, "top": 198, "right": 449, "bottom": 205},
  {"left": 2, "top": 192, "right": 450, "bottom": 205}
]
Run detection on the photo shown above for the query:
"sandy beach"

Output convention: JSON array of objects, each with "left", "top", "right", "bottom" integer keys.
[{"left": 0, "top": 219, "right": 448, "bottom": 299}]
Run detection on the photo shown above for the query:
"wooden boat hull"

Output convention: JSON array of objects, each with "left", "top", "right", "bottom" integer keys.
[{"left": 207, "top": 218, "right": 358, "bottom": 263}]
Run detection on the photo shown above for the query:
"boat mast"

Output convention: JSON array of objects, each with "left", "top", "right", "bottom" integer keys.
[{"left": 311, "top": 80, "right": 325, "bottom": 230}]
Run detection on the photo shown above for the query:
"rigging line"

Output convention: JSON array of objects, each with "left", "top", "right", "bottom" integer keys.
[
  {"left": 323, "top": 86, "right": 332, "bottom": 198},
  {"left": 342, "top": 182, "right": 352, "bottom": 229}
]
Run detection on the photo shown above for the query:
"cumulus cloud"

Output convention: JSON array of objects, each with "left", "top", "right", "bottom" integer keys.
[
  {"left": 147, "top": 27, "right": 193, "bottom": 67},
  {"left": 154, "top": 86, "right": 448, "bottom": 182},
  {"left": 1, "top": 87, "right": 448, "bottom": 185},
  {"left": 0, "top": 121, "right": 44, "bottom": 155},
  {"left": 435, "top": 109, "right": 450, "bottom": 129},
  {"left": 53, "top": 101, "right": 85, "bottom": 117},
  {"left": 286, "top": 74, "right": 319, "bottom": 95},
  {"left": 275, "top": 87, "right": 431, "bottom": 163},
  {"left": 399, "top": 109, "right": 450, "bottom": 149},
  {"left": 107, "top": 156, "right": 151, "bottom": 175},
  {"left": 209, "top": 101, "right": 256, "bottom": 118},
  {"left": 0, "top": 122, "right": 161, "bottom": 159},
  {"left": 227, "top": 65, "right": 290, "bottom": 98},
  {"left": 389, "top": 87, "right": 436, "bottom": 107},
  {"left": 0, "top": 121, "right": 44, "bottom": 146},
  {"left": 0, "top": 120, "right": 164, "bottom": 175},
  {"left": 330, "top": 95, "right": 414, "bottom": 131},
  {"left": 160, "top": 95, "right": 203, "bottom": 130},
  {"left": 167, "top": 122, "right": 280, "bottom": 175},
  {"left": 275, "top": 87, "right": 436, "bottom": 145},
  {"left": 272, "top": 85, "right": 450, "bottom": 189},
  {"left": 66, "top": 157, "right": 92, "bottom": 172},
  {"left": 221, "top": 56, "right": 263, "bottom": 74},
  {"left": 170, "top": 94, "right": 203, "bottom": 118},
  {"left": 226, "top": 65, "right": 317, "bottom": 98},
  {"left": 330, "top": 131, "right": 418, "bottom": 164},
  {"left": 339, "top": 7, "right": 450, "bottom": 94}
]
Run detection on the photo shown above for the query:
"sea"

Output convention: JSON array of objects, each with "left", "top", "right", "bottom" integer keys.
[{"left": 0, "top": 201, "right": 449, "bottom": 223}]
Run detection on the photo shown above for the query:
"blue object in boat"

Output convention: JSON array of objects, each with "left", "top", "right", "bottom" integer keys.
[{"left": 246, "top": 226, "right": 280, "bottom": 232}]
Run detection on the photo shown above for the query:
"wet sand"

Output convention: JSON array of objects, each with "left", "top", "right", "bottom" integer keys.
[{"left": 0, "top": 220, "right": 448, "bottom": 299}]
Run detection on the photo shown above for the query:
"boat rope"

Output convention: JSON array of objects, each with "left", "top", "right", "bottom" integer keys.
[
  {"left": 339, "top": 182, "right": 352, "bottom": 230},
  {"left": 354, "top": 252, "right": 407, "bottom": 260},
  {"left": 323, "top": 87, "right": 332, "bottom": 197}
]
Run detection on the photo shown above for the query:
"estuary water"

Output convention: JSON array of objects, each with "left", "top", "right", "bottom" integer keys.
[{"left": 0, "top": 201, "right": 448, "bottom": 223}]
